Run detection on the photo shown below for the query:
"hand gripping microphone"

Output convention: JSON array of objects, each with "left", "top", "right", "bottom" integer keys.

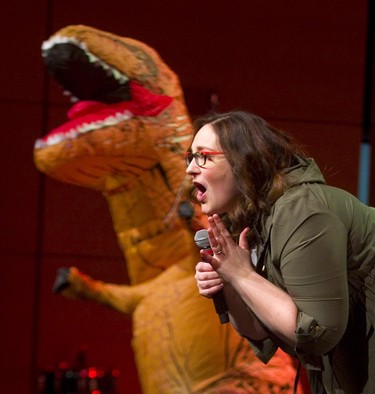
[{"left": 194, "top": 229, "right": 229, "bottom": 324}]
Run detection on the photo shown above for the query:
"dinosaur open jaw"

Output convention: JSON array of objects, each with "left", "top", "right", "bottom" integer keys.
[
  {"left": 42, "top": 37, "right": 131, "bottom": 103},
  {"left": 34, "top": 81, "right": 173, "bottom": 149},
  {"left": 35, "top": 37, "right": 173, "bottom": 149}
]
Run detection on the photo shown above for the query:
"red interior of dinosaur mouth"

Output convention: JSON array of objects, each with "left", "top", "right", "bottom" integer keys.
[{"left": 36, "top": 81, "right": 173, "bottom": 147}]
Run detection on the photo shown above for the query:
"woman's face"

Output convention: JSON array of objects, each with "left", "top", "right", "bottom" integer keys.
[{"left": 186, "top": 123, "right": 238, "bottom": 216}]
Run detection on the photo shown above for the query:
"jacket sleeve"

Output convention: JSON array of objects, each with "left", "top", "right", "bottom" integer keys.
[
  {"left": 273, "top": 199, "right": 349, "bottom": 366},
  {"left": 246, "top": 188, "right": 350, "bottom": 366}
]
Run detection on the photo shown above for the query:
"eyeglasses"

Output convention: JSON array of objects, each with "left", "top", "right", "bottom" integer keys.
[{"left": 184, "top": 151, "right": 225, "bottom": 167}]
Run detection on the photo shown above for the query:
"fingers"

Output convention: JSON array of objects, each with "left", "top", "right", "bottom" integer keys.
[
  {"left": 196, "top": 217, "right": 253, "bottom": 294},
  {"left": 209, "top": 215, "right": 250, "bottom": 252},
  {"left": 210, "top": 214, "right": 232, "bottom": 240},
  {"left": 195, "top": 261, "right": 216, "bottom": 274},
  {"left": 206, "top": 227, "right": 222, "bottom": 254},
  {"left": 195, "top": 261, "right": 219, "bottom": 280},
  {"left": 239, "top": 227, "right": 250, "bottom": 250},
  {"left": 195, "top": 261, "right": 223, "bottom": 297},
  {"left": 207, "top": 214, "right": 233, "bottom": 253}
]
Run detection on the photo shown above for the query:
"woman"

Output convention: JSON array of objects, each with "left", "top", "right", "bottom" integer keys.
[{"left": 185, "top": 111, "right": 375, "bottom": 393}]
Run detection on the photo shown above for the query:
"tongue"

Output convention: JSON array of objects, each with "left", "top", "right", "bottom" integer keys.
[
  {"left": 67, "top": 101, "right": 107, "bottom": 119},
  {"left": 197, "top": 190, "right": 206, "bottom": 202}
]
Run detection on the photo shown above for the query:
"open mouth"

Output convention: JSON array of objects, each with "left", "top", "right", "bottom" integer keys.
[
  {"left": 35, "top": 36, "right": 172, "bottom": 149},
  {"left": 194, "top": 182, "right": 207, "bottom": 202}
]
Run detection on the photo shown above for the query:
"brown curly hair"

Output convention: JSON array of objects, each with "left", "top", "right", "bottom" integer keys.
[{"left": 184, "top": 111, "right": 305, "bottom": 243}]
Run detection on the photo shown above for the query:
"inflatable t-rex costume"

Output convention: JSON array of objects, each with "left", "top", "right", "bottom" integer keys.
[{"left": 34, "top": 25, "right": 300, "bottom": 393}]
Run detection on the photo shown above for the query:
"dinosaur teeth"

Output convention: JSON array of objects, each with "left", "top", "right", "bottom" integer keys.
[
  {"left": 34, "top": 132, "right": 66, "bottom": 149},
  {"left": 66, "top": 129, "right": 78, "bottom": 139},
  {"left": 102, "top": 116, "right": 118, "bottom": 126},
  {"left": 87, "top": 53, "right": 98, "bottom": 63},
  {"left": 42, "top": 35, "right": 130, "bottom": 85},
  {"left": 34, "top": 111, "right": 134, "bottom": 149},
  {"left": 41, "top": 35, "right": 82, "bottom": 51},
  {"left": 112, "top": 69, "right": 122, "bottom": 80},
  {"left": 63, "top": 91, "right": 80, "bottom": 102}
]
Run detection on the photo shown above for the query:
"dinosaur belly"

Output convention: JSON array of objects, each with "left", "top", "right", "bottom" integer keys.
[
  {"left": 131, "top": 276, "right": 297, "bottom": 394},
  {"left": 132, "top": 275, "right": 237, "bottom": 393}
]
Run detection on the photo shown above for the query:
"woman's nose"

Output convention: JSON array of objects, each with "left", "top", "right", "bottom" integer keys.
[{"left": 186, "top": 160, "right": 199, "bottom": 175}]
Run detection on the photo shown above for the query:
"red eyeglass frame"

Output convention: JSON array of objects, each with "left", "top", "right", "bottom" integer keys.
[{"left": 184, "top": 151, "right": 225, "bottom": 167}]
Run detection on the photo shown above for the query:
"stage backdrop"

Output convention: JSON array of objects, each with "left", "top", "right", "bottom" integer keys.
[{"left": 0, "top": 1, "right": 373, "bottom": 393}]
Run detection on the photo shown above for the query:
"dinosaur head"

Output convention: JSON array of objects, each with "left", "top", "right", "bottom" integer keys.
[{"left": 34, "top": 24, "right": 192, "bottom": 196}]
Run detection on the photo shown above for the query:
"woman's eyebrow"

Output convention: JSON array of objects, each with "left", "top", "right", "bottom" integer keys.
[{"left": 194, "top": 146, "right": 217, "bottom": 152}]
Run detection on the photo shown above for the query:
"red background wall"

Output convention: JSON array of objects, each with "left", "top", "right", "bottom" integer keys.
[{"left": 0, "top": 1, "right": 373, "bottom": 393}]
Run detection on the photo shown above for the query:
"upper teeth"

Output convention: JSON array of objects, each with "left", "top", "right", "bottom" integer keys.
[{"left": 41, "top": 35, "right": 129, "bottom": 85}]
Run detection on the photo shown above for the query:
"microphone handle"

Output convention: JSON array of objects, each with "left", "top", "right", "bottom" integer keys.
[
  {"left": 202, "top": 249, "right": 229, "bottom": 324},
  {"left": 213, "top": 290, "right": 229, "bottom": 324}
]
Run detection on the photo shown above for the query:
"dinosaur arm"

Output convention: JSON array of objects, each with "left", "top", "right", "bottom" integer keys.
[
  {"left": 54, "top": 266, "right": 139, "bottom": 314},
  {"left": 54, "top": 258, "right": 195, "bottom": 315}
]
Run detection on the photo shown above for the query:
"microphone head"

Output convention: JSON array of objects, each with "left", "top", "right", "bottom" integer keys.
[{"left": 194, "top": 229, "right": 210, "bottom": 249}]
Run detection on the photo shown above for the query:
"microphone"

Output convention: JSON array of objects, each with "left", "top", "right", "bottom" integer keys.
[{"left": 194, "top": 229, "right": 229, "bottom": 324}]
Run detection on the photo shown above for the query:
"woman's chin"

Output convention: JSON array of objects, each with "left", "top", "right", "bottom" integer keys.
[
  {"left": 201, "top": 204, "right": 211, "bottom": 216},
  {"left": 201, "top": 205, "right": 220, "bottom": 217}
]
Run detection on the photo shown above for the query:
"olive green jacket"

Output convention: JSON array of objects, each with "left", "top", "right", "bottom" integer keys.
[{"left": 250, "top": 157, "right": 375, "bottom": 393}]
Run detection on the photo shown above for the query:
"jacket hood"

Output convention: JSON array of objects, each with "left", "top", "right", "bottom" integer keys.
[
  {"left": 284, "top": 156, "right": 326, "bottom": 188},
  {"left": 257, "top": 155, "right": 326, "bottom": 258}
]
